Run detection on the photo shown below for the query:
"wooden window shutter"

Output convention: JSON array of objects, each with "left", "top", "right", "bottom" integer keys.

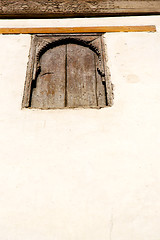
[{"left": 22, "top": 34, "right": 108, "bottom": 109}]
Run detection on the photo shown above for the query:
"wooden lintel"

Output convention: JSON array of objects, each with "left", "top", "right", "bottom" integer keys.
[
  {"left": 0, "top": 26, "right": 156, "bottom": 34},
  {"left": 0, "top": 0, "right": 160, "bottom": 18}
]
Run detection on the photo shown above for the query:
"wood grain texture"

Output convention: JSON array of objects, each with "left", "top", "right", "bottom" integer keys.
[
  {"left": 67, "top": 44, "right": 98, "bottom": 107},
  {"left": 21, "top": 34, "right": 115, "bottom": 109},
  {"left": 92, "top": 37, "right": 107, "bottom": 107},
  {"left": 30, "top": 42, "right": 107, "bottom": 109},
  {"left": 0, "top": 26, "right": 156, "bottom": 34},
  {"left": 0, "top": 0, "right": 160, "bottom": 18},
  {"left": 31, "top": 45, "right": 66, "bottom": 109},
  {"left": 22, "top": 36, "right": 37, "bottom": 108}
]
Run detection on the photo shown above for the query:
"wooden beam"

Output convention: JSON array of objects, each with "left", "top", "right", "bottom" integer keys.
[
  {"left": 0, "top": 0, "right": 160, "bottom": 18},
  {"left": 0, "top": 26, "right": 156, "bottom": 34}
]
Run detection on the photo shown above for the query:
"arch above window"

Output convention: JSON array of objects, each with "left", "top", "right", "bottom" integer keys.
[{"left": 22, "top": 33, "right": 111, "bottom": 109}]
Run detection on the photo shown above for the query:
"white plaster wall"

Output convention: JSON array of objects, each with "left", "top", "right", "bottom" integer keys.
[{"left": 0, "top": 16, "right": 160, "bottom": 240}]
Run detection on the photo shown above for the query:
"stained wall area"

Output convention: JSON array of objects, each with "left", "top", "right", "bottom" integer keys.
[{"left": 0, "top": 16, "right": 160, "bottom": 240}]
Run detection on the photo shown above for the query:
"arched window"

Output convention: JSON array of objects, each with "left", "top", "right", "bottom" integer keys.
[{"left": 22, "top": 34, "right": 109, "bottom": 109}]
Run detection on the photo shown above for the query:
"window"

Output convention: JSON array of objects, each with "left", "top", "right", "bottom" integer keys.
[{"left": 22, "top": 33, "right": 110, "bottom": 109}]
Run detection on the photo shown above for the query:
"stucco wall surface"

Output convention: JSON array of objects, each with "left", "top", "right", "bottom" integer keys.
[{"left": 0, "top": 16, "right": 160, "bottom": 240}]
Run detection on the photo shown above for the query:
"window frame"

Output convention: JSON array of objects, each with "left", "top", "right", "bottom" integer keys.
[{"left": 22, "top": 33, "right": 113, "bottom": 109}]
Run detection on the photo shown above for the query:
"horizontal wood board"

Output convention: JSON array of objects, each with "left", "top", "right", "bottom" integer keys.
[
  {"left": 0, "top": 0, "right": 160, "bottom": 18},
  {"left": 0, "top": 26, "right": 156, "bottom": 34}
]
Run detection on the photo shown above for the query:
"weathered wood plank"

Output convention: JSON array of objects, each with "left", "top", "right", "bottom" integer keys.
[
  {"left": 31, "top": 45, "right": 66, "bottom": 109},
  {"left": 92, "top": 37, "right": 107, "bottom": 107},
  {"left": 22, "top": 36, "right": 37, "bottom": 108},
  {"left": 0, "top": 26, "right": 156, "bottom": 34},
  {"left": 67, "top": 44, "right": 98, "bottom": 108},
  {"left": 0, "top": 0, "right": 160, "bottom": 18}
]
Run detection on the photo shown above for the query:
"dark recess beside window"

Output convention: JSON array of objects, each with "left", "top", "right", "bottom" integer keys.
[{"left": 22, "top": 34, "right": 108, "bottom": 109}]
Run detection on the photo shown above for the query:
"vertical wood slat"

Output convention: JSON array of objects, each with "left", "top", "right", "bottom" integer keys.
[
  {"left": 92, "top": 37, "right": 107, "bottom": 107},
  {"left": 22, "top": 36, "right": 37, "bottom": 108},
  {"left": 31, "top": 45, "right": 66, "bottom": 109},
  {"left": 67, "top": 44, "right": 97, "bottom": 108},
  {"left": 65, "top": 44, "right": 68, "bottom": 107}
]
